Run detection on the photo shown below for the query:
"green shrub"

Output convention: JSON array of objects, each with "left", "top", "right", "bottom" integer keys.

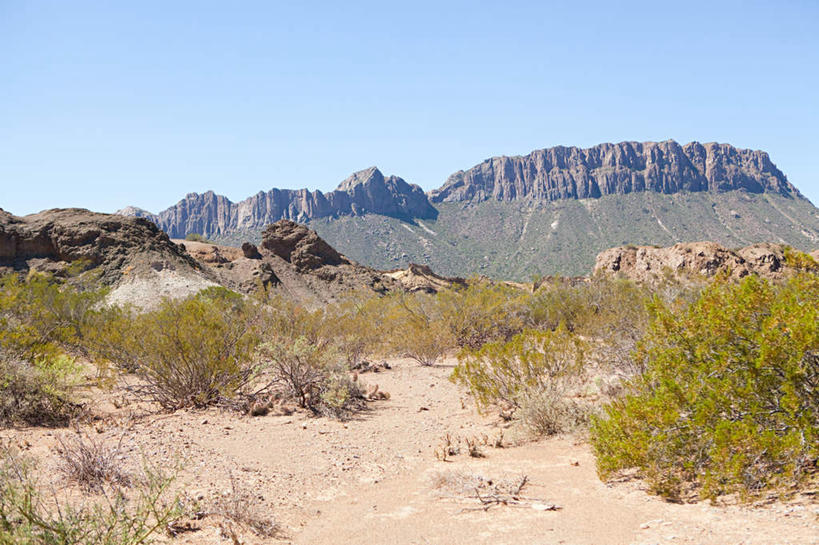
[
  {"left": 259, "top": 336, "right": 361, "bottom": 417},
  {"left": 0, "top": 273, "right": 106, "bottom": 361},
  {"left": 379, "top": 292, "right": 453, "bottom": 366},
  {"left": 0, "top": 353, "right": 81, "bottom": 427},
  {"left": 784, "top": 246, "right": 819, "bottom": 273},
  {"left": 518, "top": 383, "right": 588, "bottom": 436},
  {"left": 184, "top": 233, "right": 212, "bottom": 243},
  {"left": 590, "top": 273, "right": 819, "bottom": 500},
  {"left": 452, "top": 326, "right": 584, "bottom": 419},
  {"left": 436, "top": 280, "right": 527, "bottom": 350},
  {"left": 0, "top": 274, "right": 100, "bottom": 426},
  {"left": 322, "top": 292, "right": 390, "bottom": 367},
  {"left": 94, "top": 293, "right": 261, "bottom": 410},
  {"left": 525, "top": 275, "right": 648, "bottom": 336}
]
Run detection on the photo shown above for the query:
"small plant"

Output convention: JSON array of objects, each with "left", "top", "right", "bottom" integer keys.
[
  {"left": 381, "top": 293, "right": 453, "bottom": 366},
  {"left": 0, "top": 352, "right": 82, "bottom": 427},
  {"left": 464, "top": 436, "right": 484, "bottom": 458},
  {"left": 434, "top": 433, "right": 461, "bottom": 461},
  {"left": 518, "top": 384, "right": 588, "bottom": 437},
  {"left": 0, "top": 445, "right": 182, "bottom": 545},
  {"left": 210, "top": 474, "right": 280, "bottom": 539},
  {"left": 259, "top": 336, "right": 364, "bottom": 418},
  {"left": 57, "top": 432, "right": 131, "bottom": 492},
  {"left": 436, "top": 280, "right": 527, "bottom": 350}
]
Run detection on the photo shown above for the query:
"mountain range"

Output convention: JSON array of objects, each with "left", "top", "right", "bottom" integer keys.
[{"left": 118, "top": 140, "right": 819, "bottom": 279}]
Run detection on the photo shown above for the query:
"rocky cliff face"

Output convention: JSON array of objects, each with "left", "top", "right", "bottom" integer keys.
[
  {"left": 429, "top": 141, "right": 800, "bottom": 203},
  {"left": 119, "top": 167, "right": 437, "bottom": 239}
]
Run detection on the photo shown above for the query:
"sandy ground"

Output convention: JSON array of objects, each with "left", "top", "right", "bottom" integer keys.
[{"left": 3, "top": 358, "right": 817, "bottom": 545}]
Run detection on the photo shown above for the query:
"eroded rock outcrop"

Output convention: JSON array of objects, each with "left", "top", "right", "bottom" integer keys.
[
  {"left": 383, "top": 263, "right": 466, "bottom": 293},
  {"left": 180, "top": 220, "right": 400, "bottom": 306},
  {"left": 594, "top": 241, "right": 790, "bottom": 281},
  {"left": 0, "top": 208, "right": 218, "bottom": 308},
  {"left": 0, "top": 208, "right": 203, "bottom": 282},
  {"left": 261, "top": 220, "right": 346, "bottom": 271},
  {"left": 430, "top": 141, "right": 799, "bottom": 203}
]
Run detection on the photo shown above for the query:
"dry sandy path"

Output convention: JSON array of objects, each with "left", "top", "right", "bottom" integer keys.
[{"left": 4, "top": 358, "right": 817, "bottom": 544}]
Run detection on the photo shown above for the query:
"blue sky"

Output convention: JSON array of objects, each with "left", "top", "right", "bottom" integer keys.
[{"left": 1, "top": 1, "right": 818, "bottom": 215}]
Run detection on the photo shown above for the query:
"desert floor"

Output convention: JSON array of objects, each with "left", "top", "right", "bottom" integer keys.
[{"left": 3, "top": 358, "right": 817, "bottom": 545}]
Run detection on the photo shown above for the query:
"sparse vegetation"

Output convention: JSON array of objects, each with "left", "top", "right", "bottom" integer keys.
[
  {"left": 2, "top": 255, "right": 818, "bottom": 512},
  {"left": 0, "top": 445, "right": 182, "bottom": 545},
  {"left": 0, "top": 273, "right": 103, "bottom": 427},
  {"left": 209, "top": 474, "right": 281, "bottom": 540},
  {"left": 57, "top": 432, "right": 131, "bottom": 492},
  {"left": 184, "top": 233, "right": 213, "bottom": 243}
]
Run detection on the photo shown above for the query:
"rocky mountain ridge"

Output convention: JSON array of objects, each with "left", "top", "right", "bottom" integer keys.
[
  {"left": 113, "top": 140, "right": 819, "bottom": 279},
  {"left": 430, "top": 141, "right": 798, "bottom": 203},
  {"left": 119, "top": 140, "right": 805, "bottom": 242},
  {"left": 120, "top": 167, "right": 436, "bottom": 239},
  {"left": 0, "top": 209, "right": 465, "bottom": 308}
]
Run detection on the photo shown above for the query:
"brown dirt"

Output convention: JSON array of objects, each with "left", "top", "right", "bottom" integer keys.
[{"left": 2, "top": 358, "right": 817, "bottom": 545}]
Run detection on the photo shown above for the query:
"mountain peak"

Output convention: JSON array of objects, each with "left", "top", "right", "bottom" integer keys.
[{"left": 336, "top": 166, "right": 384, "bottom": 191}]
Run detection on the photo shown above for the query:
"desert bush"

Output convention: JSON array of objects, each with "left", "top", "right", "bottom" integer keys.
[
  {"left": 94, "top": 292, "right": 262, "bottom": 410},
  {"left": 0, "top": 352, "right": 81, "bottom": 427},
  {"left": 525, "top": 275, "right": 648, "bottom": 335},
  {"left": 258, "top": 337, "right": 361, "bottom": 417},
  {"left": 380, "top": 292, "right": 453, "bottom": 366},
  {"left": 184, "top": 232, "right": 212, "bottom": 243},
  {"left": 590, "top": 273, "right": 819, "bottom": 500},
  {"left": 0, "top": 445, "right": 182, "bottom": 545},
  {"left": 0, "top": 273, "right": 107, "bottom": 361},
  {"left": 0, "top": 274, "right": 107, "bottom": 426},
  {"left": 57, "top": 433, "right": 131, "bottom": 492},
  {"left": 518, "top": 383, "right": 589, "bottom": 437},
  {"left": 436, "top": 280, "right": 527, "bottom": 350},
  {"left": 322, "top": 292, "right": 390, "bottom": 367},
  {"left": 784, "top": 246, "right": 819, "bottom": 272},
  {"left": 452, "top": 326, "right": 585, "bottom": 425}
]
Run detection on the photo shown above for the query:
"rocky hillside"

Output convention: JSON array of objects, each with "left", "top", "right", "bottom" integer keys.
[
  {"left": 0, "top": 207, "right": 218, "bottom": 307},
  {"left": 594, "top": 241, "right": 793, "bottom": 282},
  {"left": 311, "top": 191, "right": 819, "bottom": 279},
  {"left": 118, "top": 140, "right": 819, "bottom": 280},
  {"left": 0, "top": 209, "right": 464, "bottom": 308},
  {"left": 119, "top": 167, "right": 436, "bottom": 239},
  {"left": 429, "top": 141, "right": 799, "bottom": 203}
]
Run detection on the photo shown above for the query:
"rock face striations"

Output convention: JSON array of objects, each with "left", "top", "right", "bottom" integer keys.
[
  {"left": 429, "top": 141, "right": 799, "bottom": 203},
  {"left": 119, "top": 167, "right": 436, "bottom": 239}
]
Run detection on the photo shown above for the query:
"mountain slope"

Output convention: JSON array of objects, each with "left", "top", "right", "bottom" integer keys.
[
  {"left": 309, "top": 191, "right": 819, "bottom": 278},
  {"left": 118, "top": 140, "right": 819, "bottom": 279}
]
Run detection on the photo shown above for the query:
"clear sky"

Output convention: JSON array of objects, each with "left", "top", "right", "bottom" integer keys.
[{"left": 1, "top": 1, "right": 818, "bottom": 215}]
